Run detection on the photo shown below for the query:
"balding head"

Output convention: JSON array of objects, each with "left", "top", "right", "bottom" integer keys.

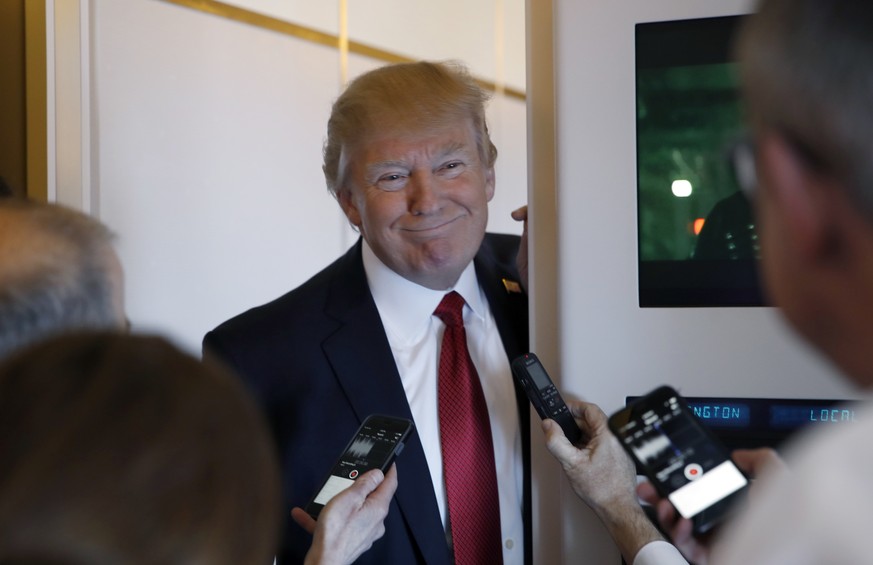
[{"left": 0, "top": 200, "right": 125, "bottom": 359}]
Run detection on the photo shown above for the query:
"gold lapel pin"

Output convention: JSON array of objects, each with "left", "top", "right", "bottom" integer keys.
[{"left": 502, "top": 278, "right": 522, "bottom": 294}]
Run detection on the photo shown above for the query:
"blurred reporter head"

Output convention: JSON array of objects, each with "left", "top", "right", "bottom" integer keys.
[{"left": 0, "top": 332, "right": 281, "bottom": 564}]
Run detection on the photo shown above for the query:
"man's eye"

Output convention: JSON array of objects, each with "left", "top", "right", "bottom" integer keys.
[
  {"left": 376, "top": 174, "right": 407, "bottom": 190},
  {"left": 440, "top": 161, "right": 465, "bottom": 176}
]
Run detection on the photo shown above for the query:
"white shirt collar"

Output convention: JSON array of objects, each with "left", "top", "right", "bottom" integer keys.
[{"left": 361, "top": 239, "right": 485, "bottom": 347}]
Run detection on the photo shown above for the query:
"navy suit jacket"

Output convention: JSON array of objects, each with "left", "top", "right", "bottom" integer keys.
[{"left": 204, "top": 234, "right": 531, "bottom": 565}]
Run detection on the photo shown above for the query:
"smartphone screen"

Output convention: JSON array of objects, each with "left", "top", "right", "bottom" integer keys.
[
  {"left": 609, "top": 386, "right": 748, "bottom": 533},
  {"left": 305, "top": 414, "right": 413, "bottom": 518}
]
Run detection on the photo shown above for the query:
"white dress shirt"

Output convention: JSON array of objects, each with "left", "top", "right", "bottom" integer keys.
[{"left": 362, "top": 240, "right": 525, "bottom": 565}]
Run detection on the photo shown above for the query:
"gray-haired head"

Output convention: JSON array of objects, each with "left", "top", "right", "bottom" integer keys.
[
  {"left": 0, "top": 200, "right": 125, "bottom": 360},
  {"left": 736, "top": 0, "right": 873, "bottom": 219}
]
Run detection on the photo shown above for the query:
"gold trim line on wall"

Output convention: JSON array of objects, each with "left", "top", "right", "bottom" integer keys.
[
  {"left": 160, "top": 0, "right": 526, "bottom": 101},
  {"left": 25, "top": 0, "right": 48, "bottom": 201}
]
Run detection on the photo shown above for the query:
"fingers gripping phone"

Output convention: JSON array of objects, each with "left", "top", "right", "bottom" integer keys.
[
  {"left": 304, "top": 414, "right": 414, "bottom": 519},
  {"left": 608, "top": 386, "right": 749, "bottom": 535},
  {"left": 511, "top": 352, "right": 584, "bottom": 445}
]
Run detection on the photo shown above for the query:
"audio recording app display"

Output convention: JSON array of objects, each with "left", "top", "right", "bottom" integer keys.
[
  {"left": 618, "top": 394, "right": 748, "bottom": 518},
  {"left": 312, "top": 420, "right": 405, "bottom": 506}
]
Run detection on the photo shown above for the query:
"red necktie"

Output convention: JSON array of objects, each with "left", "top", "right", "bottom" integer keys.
[{"left": 434, "top": 291, "right": 504, "bottom": 565}]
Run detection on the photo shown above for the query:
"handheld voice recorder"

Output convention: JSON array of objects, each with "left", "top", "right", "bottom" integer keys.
[{"left": 511, "top": 352, "right": 584, "bottom": 445}]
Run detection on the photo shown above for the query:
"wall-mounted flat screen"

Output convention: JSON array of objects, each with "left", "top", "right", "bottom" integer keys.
[{"left": 636, "top": 15, "right": 763, "bottom": 307}]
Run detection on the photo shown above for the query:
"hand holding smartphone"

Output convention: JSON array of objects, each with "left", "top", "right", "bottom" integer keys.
[
  {"left": 608, "top": 386, "right": 748, "bottom": 535},
  {"left": 304, "top": 414, "right": 414, "bottom": 519},
  {"left": 511, "top": 352, "right": 584, "bottom": 445}
]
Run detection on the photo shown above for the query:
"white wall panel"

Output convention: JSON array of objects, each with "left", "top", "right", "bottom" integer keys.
[
  {"left": 485, "top": 93, "right": 528, "bottom": 234},
  {"left": 348, "top": 0, "right": 525, "bottom": 92},
  {"left": 92, "top": 0, "right": 525, "bottom": 355},
  {"left": 223, "top": 0, "right": 338, "bottom": 35},
  {"left": 220, "top": 0, "right": 526, "bottom": 90},
  {"left": 94, "top": 0, "right": 348, "bottom": 352}
]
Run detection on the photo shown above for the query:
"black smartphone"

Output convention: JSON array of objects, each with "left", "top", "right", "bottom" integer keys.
[
  {"left": 304, "top": 414, "right": 414, "bottom": 519},
  {"left": 511, "top": 352, "right": 584, "bottom": 445},
  {"left": 608, "top": 385, "right": 749, "bottom": 535}
]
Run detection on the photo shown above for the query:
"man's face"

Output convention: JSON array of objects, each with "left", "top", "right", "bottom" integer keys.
[
  {"left": 339, "top": 118, "right": 495, "bottom": 290},
  {"left": 753, "top": 133, "right": 828, "bottom": 347},
  {"left": 752, "top": 135, "right": 799, "bottom": 310}
]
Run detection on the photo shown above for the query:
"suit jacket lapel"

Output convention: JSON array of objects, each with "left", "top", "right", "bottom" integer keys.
[
  {"left": 321, "top": 241, "right": 452, "bottom": 565},
  {"left": 474, "top": 240, "right": 528, "bottom": 360},
  {"left": 474, "top": 236, "right": 534, "bottom": 565}
]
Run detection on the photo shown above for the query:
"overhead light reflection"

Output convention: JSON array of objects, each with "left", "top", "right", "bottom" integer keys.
[{"left": 672, "top": 179, "right": 692, "bottom": 197}]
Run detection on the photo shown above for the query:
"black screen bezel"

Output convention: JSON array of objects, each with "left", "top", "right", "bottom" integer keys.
[{"left": 635, "top": 14, "right": 764, "bottom": 308}]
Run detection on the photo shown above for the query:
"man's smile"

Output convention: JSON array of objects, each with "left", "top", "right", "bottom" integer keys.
[{"left": 399, "top": 214, "right": 465, "bottom": 233}]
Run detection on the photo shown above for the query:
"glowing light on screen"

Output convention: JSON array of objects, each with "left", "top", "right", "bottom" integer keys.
[
  {"left": 671, "top": 179, "right": 693, "bottom": 197},
  {"left": 693, "top": 218, "right": 706, "bottom": 235}
]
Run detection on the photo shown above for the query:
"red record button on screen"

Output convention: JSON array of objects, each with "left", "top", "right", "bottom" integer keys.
[{"left": 684, "top": 463, "right": 703, "bottom": 481}]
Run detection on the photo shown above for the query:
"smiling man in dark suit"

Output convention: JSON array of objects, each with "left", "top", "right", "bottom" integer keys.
[{"left": 204, "top": 61, "right": 531, "bottom": 565}]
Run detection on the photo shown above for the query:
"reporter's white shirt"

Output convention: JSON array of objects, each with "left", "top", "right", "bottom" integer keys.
[
  {"left": 710, "top": 400, "right": 873, "bottom": 565},
  {"left": 633, "top": 541, "right": 688, "bottom": 565}
]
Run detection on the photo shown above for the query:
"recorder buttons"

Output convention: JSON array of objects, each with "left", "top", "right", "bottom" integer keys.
[
  {"left": 684, "top": 463, "right": 703, "bottom": 481},
  {"left": 349, "top": 470, "right": 359, "bottom": 479}
]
